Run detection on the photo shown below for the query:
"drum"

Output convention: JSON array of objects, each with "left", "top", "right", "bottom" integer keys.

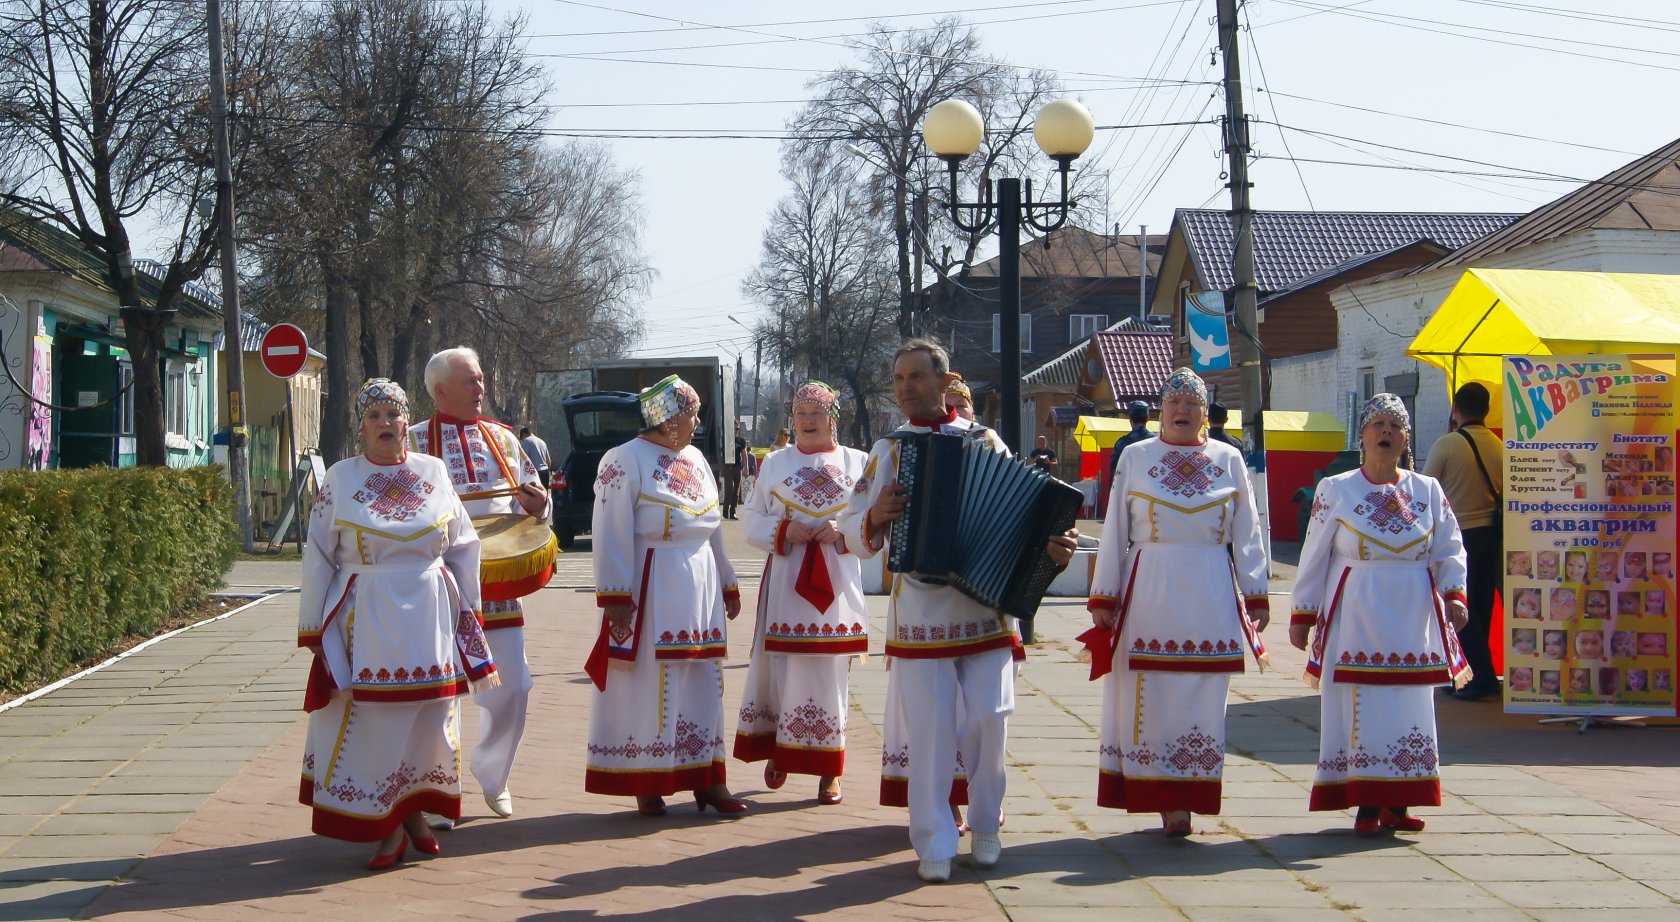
[{"left": 473, "top": 514, "right": 559, "bottom": 602}]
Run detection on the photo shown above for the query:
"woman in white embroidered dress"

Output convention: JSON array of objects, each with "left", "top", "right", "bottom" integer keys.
[
  {"left": 734, "top": 381, "right": 869, "bottom": 805},
  {"left": 585, "top": 374, "right": 746, "bottom": 816},
  {"left": 298, "top": 378, "right": 498, "bottom": 870},
  {"left": 1289, "top": 393, "right": 1469, "bottom": 835},
  {"left": 1083, "top": 367, "right": 1270, "bottom": 837}
]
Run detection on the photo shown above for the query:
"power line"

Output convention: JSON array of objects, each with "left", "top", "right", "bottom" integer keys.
[
  {"left": 1266, "top": 0, "right": 1680, "bottom": 73},
  {"left": 1242, "top": 11, "right": 1315, "bottom": 211},
  {"left": 1255, "top": 88, "right": 1639, "bottom": 157}
]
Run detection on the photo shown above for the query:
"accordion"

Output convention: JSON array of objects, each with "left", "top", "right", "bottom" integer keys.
[{"left": 887, "top": 431, "right": 1082, "bottom": 621}]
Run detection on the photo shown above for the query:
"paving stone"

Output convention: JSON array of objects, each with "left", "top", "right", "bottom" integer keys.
[{"left": 1478, "top": 879, "right": 1676, "bottom": 909}]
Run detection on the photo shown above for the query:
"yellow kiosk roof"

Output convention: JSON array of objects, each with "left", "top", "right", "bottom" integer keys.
[{"left": 1408, "top": 269, "right": 1680, "bottom": 426}]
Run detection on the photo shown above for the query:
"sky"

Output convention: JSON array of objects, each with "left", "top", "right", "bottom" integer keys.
[
  {"left": 500, "top": 0, "right": 1680, "bottom": 363},
  {"left": 200, "top": 1, "right": 1680, "bottom": 365}
]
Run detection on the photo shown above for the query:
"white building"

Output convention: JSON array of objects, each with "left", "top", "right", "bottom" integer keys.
[{"left": 1331, "top": 137, "right": 1680, "bottom": 460}]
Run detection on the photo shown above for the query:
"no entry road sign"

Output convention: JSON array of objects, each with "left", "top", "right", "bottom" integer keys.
[{"left": 260, "top": 323, "right": 309, "bottom": 379}]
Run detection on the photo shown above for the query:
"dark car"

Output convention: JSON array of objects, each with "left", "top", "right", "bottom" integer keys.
[{"left": 550, "top": 391, "right": 643, "bottom": 549}]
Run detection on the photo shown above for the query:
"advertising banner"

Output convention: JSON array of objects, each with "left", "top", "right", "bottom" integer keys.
[{"left": 1501, "top": 355, "right": 1677, "bottom": 715}]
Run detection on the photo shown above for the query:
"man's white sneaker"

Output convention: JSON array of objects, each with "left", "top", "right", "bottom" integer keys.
[
  {"left": 972, "top": 832, "right": 1002, "bottom": 868},
  {"left": 424, "top": 813, "right": 454, "bottom": 832},
  {"left": 486, "top": 789, "right": 514, "bottom": 818},
  {"left": 916, "top": 858, "right": 952, "bottom": 883}
]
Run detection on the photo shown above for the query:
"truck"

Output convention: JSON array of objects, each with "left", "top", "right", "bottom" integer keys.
[{"left": 535, "top": 357, "right": 737, "bottom": 548}]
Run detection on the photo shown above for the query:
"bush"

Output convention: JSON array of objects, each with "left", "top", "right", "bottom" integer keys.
[{"left": 0, "top": 466, "right": 237, "bottom": 693}]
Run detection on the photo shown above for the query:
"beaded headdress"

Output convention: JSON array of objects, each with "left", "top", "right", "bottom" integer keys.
[
  {"left": 355, "top": 378, "right": 408, "bottom": 418},
  {"left": 944, "top": 373, "right": 972, "bottom": 401},
  {"left": 792, "top": 380, "right": 841, "bottom": 419},
  {"left": 1159, "top": 366, "right": 1208, "bottom": 407},
  {"left": 639, "top": 374, "right": 701, "bottom": 429},
  {"left": 1359, "top": 392, "right": 1411, "bottom": 432}
]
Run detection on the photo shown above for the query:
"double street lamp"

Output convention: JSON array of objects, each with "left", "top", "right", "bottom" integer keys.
[{"left": 922, "top": 98, "right": 1094, "bottom": 453}]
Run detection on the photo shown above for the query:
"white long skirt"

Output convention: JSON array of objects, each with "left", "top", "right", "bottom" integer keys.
[
  {"left": 1310, "top": 677, "right": 1442, "bottom": 811},
  {"left": 585, "top": 651, "right": 728, "bottom": 798},
  {"left": 300, "top": 694, "right": 461, "bottom": 842},
  {"left": 734, "top": 650, "right": 851, "bottom": 777},
  {"left": 1098, "top": 668, "right": 1229, "bottom": 815}
]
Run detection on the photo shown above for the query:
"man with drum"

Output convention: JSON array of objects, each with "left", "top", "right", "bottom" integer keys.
[
  {"left": 839, "top": 337, "right": 1076, "bottom": 883},
  {"left": 410, "top": 346, "right": 550, "bottom": 824}
]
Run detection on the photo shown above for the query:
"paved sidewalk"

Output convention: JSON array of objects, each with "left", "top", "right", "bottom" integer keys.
[{"left": 2, "top": 542, "right": 1678, "bottom": 920}]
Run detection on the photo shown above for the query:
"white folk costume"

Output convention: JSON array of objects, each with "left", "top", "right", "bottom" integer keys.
[
  {"left": 409, "top": 412, "right": 550, "bottom": 802},
  {"left": 1082, "top": 367, "right": 1269, "bottom": 818},
  {"left": 733, "top": 392, "right": 869, "bottom": 779},
  {"left": 585, "top": 377, "right": 740, "bottom": 797},
  {"left": 1291, "top": 467, "right": 1469, "bottom": 812},
  {"left": 838, "top": 406, "right": 1020, "bottom": 864},
  {"left": 298, "top": 409, "right": 496, "bottom": 842}
]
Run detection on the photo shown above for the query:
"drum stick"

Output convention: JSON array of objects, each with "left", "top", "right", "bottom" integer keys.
[{"left": 458, "top": 486, "right": 523, "bottom": 501}]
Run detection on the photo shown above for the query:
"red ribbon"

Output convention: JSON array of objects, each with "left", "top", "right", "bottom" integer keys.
[
  {"left": 1076, "top": 625, "right": 1119, "bottom": 682},
  {"left": 794, "top": 543, "right": 837, "bottom": 613},
  {"left": 303, "top": 655, "right": 335, "bottom": 712}
]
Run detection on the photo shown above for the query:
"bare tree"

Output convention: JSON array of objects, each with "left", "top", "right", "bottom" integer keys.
[
  {"left": 0, "top": 0, "right": 292, "bottom": 465},
  {"left": 791, "top": 20, "right": 1100, "bottom": 342}
]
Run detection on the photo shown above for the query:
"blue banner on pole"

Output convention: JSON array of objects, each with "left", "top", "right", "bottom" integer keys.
[{"left": 1185, "top": 291, "right": 1231, "bottom": 372}]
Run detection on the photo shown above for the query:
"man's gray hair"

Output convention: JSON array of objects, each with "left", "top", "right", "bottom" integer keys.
[
  {"left": 424, "top": 346, "right": 482, "bottom": 398},
  {"left": 895, "top": 337, "right": 949, "bottom": 378}
]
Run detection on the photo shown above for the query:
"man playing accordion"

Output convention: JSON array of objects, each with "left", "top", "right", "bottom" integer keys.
[{"left": 838, "top": 337, "right": 1076, "bottom": 883}]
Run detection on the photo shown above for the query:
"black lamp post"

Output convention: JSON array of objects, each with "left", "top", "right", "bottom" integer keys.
[{"left": 923, "top": 98, "right": 1094, "bottom": 453}]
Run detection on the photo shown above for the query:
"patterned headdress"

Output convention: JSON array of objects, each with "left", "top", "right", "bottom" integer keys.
[
  {"left": 1159, "top": 367, "right": 1208, "bottom": 407},
  {"left": 944, "top": 373, "right": 972, "bottom": 401},
  {"left": 639, "top": 374, "right": 701, "bottom": 429},
  {"left": 1359, "top": 392, "right": 1411, "bottom": 432},
  {"left": 355, "top": 377, "right": 408, "bottom": 418},
  {"left": 792, "top": 380, "right": 841, "bottom": 419}
]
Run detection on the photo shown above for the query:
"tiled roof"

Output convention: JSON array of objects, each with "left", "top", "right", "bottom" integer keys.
[
  {"left": 1177, "top": 209, "right": 1521, "bottom": 292},
  {"left": 968, "top": 226, "right": 1163, "bottom": 279},
  {"left": 1425, "top": 136, "right": 1680, "bottom": 271},
  {"left": 0, "top": 206, "right": 219, "bottom": 320},
  {"left": 1095, "top": 329, "right": 1173, "bottom": 403},
  {"left": 1025, "top": 317, "right": 1170, "bottom": 390}
]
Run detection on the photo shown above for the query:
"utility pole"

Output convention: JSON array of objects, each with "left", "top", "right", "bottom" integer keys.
[
  {"left": 207, "top": 0, "right": 253, "bottom": 552},
  {"left": 1218, "top": 0, "right": 1269, "bottom": 543},
  {"left": 751, "top": 339, "right": 763, "bottom": 437}
]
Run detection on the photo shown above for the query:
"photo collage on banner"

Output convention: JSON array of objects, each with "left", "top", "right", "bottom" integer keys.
[{"left": 1501, "top": 355, "right": 1678, "bottom": 715}]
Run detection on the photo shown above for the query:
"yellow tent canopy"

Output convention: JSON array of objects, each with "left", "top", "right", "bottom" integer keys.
[
  {"left": 1408, "top": 269, "right": 1680, "bottom": 427},
  {"left": 1072, "top": 410, "right": 1343, "bottom": 453}
]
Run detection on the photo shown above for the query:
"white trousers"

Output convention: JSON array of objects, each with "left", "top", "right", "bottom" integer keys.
[
  {"left": 889, "top": 646, "right": 1014, "bottom": 862},
  {"left": 461, "top": 626, "right": 531, "bottom": 797}
]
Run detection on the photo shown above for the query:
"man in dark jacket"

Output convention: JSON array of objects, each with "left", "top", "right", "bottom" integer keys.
[
  {"left": 1207, "top": 402, "right": 1243, "bottom": 450},
  {"left": 1106, "top": 401, "right": 1153, "bottom": 490}
]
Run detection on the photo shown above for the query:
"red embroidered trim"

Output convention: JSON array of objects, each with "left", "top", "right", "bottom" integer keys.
[
  {"left": 303, "top": 787, "right": 461, "bottom": 843},
  {"left": 1096, "top": 772, "right": 1222, "bottom": 814},
  {"left": 1309, "top": 777, "right": 1441, "bottom": 812},
  {"left": 879, "top": 777, "right": 968, "bottom": 809},
  {"left": 583, "top": 761, "right": 726, "bottom": 797}
]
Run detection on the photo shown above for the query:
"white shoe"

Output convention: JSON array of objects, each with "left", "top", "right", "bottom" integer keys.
[
  {"left": 424, "top": 813, "right": 454, "bottom": 832},
  {"left": 916, "top": 858, "right": 952, "bottom": 883},
  {"left": 485, "top": 789, "right": 513, "bottom": 818},
  {"left": 972, "top": 832, "right": 1002, "bottom": 868}
]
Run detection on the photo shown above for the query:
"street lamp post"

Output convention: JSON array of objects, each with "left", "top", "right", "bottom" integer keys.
[{"left": 922, "top": 98, "right": 1093, "bottom": 454}]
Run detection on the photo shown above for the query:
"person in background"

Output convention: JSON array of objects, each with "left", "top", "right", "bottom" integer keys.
[
  {"left": 1290, "top": 393, "right": 1470, "bottom": 836},
  {"left": 720, "top": 425, "right": 745, "bottom": 520},
  {"left": 412, "top": 347, "right": 549, "bottom": 824},
  {"left": 1422, "top": 383, "right": 1502, "bottom": 702},
  {"left": 1105, "top": 401, "right": 1153, "bottom": 492},
  {"left": 519, "top": 426, "right": 552, "bottom": 490},
  {"left": 1028, "top": 434, "right": 1058, "bottom": 475},
  {"left": 735, "top": 381, "right": 869, "bottom": 806},
  {"left": 944, "top": 373, "right": 975, "bottom": 422},
  {"left": 585, "top": 375, "right": 746, "bottom": 817},
  {"left": 298, "top": 378, "right": 497, "bottom": 870},
  {"left": 1207, "top": 402, "right": 1242, "bottom": 451}
]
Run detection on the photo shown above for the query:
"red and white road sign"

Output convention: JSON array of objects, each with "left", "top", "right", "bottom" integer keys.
[{"left": 259, "top": 323, "right": 309, "bottom": 379}]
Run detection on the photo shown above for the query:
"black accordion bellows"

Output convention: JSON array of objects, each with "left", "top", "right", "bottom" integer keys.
[{"left": 887, "top": 432, "right": 1082, "bottom": 621}]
